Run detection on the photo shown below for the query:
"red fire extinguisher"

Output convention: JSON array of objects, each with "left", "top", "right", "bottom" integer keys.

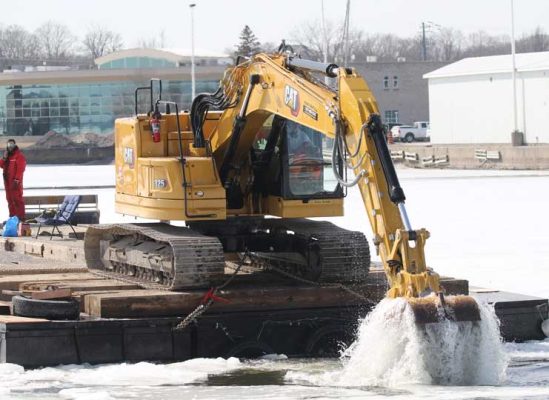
[{"left": 150, "top": 106, "right": 161, "bottom": 143}]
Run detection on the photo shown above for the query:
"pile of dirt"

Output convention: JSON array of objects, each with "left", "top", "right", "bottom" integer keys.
[
  {"left": 28, "top": 131, "right": 114, "bottom": 149},
  {"left": 28, "top": 131, "right": 80, "bottom": 149},
  {"left": 72, "top": 132, "right": 114, "bottom": 148}
]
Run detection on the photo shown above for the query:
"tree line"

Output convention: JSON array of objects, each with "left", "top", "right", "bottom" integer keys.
[
  {"left": 0, "top": 22, "right": 124, "bottom": 69},
  {"left": 2, "top": 20, "right": 548, "bottom": 70},
  {"left": 235, "top": 23, "right": 549, "bottom": 64}
]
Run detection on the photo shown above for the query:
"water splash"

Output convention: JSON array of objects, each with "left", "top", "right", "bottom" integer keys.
[{"left": 336, "top": 297, "right": 508, "bottom": 386}]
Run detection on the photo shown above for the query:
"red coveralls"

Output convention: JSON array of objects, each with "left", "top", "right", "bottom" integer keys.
[{"left": 0, "top": 147, "right": 27, "bottom": 220}]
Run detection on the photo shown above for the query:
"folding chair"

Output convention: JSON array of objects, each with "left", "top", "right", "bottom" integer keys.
[{"left": 35, "top": 195, "right": 82, "bottom": 240}]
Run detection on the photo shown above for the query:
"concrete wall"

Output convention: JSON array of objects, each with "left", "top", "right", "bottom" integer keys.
[
  {"left": 428, "top": 70, "right": 549, "bottom": 144},
  {"left": 353, "top": 61, "right": 447, "bottom": 125},
  {"left": 390, "top": 143, "right": 549, "bottom": 169}
]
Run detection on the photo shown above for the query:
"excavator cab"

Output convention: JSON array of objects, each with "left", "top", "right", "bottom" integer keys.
[{"left": 251, "top": 115, "right": 343, "bottom": 203}]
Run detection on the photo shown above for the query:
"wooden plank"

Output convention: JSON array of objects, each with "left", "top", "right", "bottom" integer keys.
[
  {"left": 0, "top": 265, "right": 87, "bottom": 276},
  {"left": 0, "top": 315, "right": 49, "bottom": 323},
  {"left": 30, "top": 288, "right": 72, "bottom": 300},
  {"left": 0, "top": 273, "right": 98, "bottom": 300},
  {"left": 85, "top": 284, "right": 385, "bottom": 318},
  {"left": 20, "top": 279, "right": 140, "bottom": 292}
]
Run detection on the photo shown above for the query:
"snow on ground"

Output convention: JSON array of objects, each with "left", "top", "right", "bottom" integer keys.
[{"left": 1, "top": 164, "right": 548, "bottom": 299}]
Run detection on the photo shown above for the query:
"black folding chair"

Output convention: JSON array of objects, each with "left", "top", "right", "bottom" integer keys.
[{"left": 35, "top": 195, "right": 82, "bottom": 240}]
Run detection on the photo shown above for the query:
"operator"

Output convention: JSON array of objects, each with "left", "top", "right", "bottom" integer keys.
[
  {"left": 286, "top": 122, "right": 319, "bottom": 158},
  {"left": 0, "top": 139, "right": 27, "bottom": 220}
]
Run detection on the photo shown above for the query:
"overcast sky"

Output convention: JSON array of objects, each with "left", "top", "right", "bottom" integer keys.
[{"left": 2, "top": 0, "right": 548, "bottom": 54}]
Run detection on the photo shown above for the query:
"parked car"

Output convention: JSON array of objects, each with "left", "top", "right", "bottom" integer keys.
[{"left": 390, "top": 121, "right": 430, "bottom": 143}]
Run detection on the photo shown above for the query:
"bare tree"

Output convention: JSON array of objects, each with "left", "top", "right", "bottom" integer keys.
[
  {"left": 462, "top": 30, "right": 510, "bottom": 58},
  {"left": 517, "top": 27, "right": 549, "bottom": 52},
  {"left": 83, "top": 24, "right": 123, "bottom": 60},
  {"left": 35, "top": 21, "right": 75, "bottom": 60},
  {"left": 291, "top": 20, "right": 362, "bottom": 63},
  {"left": 0, "top": 25, "right": 40, "bottom": 60},
  {"left": 353, "top": 33, "right": 421, "bottom": 62},
  {"left": 138, "top": 30, "right": 167, "bottom": 49},
  {"left": 432, "top": 27, "right": 464, "bottom": 61}
]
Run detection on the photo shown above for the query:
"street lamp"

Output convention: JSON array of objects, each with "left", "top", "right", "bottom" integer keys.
[
  {"left": 190, "top": 3, "right": 196, "bottom": 101},
  {"left": 510, "top": 0, "right": 519, "bottom": 139}
]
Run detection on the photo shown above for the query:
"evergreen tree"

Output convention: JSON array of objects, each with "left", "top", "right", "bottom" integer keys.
[{"left": 235, "top": 25, "right": 261, "bottom": 57}]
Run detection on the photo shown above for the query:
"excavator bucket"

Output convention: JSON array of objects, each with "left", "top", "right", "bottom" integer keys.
[{"left": 408, "top": 295, "right": 481, "bottom": 324}]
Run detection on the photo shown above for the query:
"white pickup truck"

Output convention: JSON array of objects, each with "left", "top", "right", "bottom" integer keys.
[{"left": 390, "top": 121, "right": 430, "bottom": 143}]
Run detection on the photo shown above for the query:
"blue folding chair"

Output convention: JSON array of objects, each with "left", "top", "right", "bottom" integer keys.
[{"left": 35, "top": 195, "right": 82, "bottom": 240}]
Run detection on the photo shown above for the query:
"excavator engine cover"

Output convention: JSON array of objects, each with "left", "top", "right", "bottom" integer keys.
[{"left": 408, "top": 295, "right": 481, "bottom": 324}]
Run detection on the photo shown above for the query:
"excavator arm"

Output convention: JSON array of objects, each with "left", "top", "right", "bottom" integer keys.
[{"left": 199, "top": 52, "right": 479, "bottom": 323}]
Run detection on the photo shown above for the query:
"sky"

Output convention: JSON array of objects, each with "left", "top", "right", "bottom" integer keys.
[{"left": 1, "top": 0, "right": 548, "bottom": 54}]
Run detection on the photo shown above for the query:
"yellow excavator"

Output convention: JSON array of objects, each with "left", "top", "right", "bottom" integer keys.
[{"left": 84, "top": 45, "right": 479, "bottom": 323}]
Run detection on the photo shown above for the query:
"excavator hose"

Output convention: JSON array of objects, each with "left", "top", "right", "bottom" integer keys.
[{"left": 366, "top": 114, "right": 405, "bottom": 204}]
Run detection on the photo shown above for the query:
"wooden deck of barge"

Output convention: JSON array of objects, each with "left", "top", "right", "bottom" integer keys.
[{"left": 0, "top": 229, "right": 547, "bottom": 367}]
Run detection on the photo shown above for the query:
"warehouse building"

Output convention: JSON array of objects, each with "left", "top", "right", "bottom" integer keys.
[
  {"left": 424, "top": 51, "right": 549, "bottom": 144},
  {"left": 354, "top": 61, "right": 447, "bottom": 126},
  {"left": 0, "top": 48, "right": 228, "bottom": 136}
]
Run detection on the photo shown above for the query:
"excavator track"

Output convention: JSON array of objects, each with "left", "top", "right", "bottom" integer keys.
[
  {"left": 84, "top": 223, "right": 225, "bottom": 290},
  {"left": 257, "top": 219, "right": 371, "bottom": 283}
]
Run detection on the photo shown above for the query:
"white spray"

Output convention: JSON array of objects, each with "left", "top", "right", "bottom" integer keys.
[{"left": 335, "top": 297, "right": 508, "bottom": 387}]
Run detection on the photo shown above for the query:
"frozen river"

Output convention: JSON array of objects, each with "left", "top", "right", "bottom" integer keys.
[{"left": 0, "top": 165, "right": 548, "bottom": 399}]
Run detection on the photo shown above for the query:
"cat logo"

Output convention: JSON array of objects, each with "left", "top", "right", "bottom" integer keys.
[{"left": 284, "top": 85, "right": 300, "bottom": 116}]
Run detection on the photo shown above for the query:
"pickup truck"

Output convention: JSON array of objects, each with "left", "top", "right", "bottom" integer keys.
[{"left": 390, "top": 121, "right": 430, "bottom": 143}]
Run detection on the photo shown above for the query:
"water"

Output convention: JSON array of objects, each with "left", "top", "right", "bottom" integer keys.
[
  {"left": 288, "top": 298, "right": 507, "bottom": 387},
  {"left": 1, "top": 300, "right": 547, "bottom": 399},
  {"left": 1, "top": 166, "right": 549, "bottom": 398}
]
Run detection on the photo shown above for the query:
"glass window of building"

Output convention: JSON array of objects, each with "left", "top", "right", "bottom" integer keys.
[
  {"left": 0, "top": 79, "right": 219, "bottom": 136},
  {"left": 384, "top": 110, "right": 399, "bottom": 124}
]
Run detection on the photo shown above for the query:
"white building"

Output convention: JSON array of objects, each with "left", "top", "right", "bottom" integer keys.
[{"left": 424, "top": 52, "right": 549, "bottom": 144}]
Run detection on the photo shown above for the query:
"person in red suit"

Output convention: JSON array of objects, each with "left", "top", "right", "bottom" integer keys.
[{"left": 0, "top": 139, "right": 27, "bottom": 220}]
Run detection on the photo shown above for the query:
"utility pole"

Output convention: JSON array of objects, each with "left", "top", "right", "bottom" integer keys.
[
  {"left": 190, "top": 3, "right": 196, "bottom": 101},
  {"left": 421, "top": 22, "right": 427, "bottom": 61}
]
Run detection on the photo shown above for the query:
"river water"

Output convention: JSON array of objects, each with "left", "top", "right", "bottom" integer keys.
[{"left": 0, "top": 166, "right": 548, "bottom": 399}]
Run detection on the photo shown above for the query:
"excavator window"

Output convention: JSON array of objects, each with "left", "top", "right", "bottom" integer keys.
[
  {"left": 251, "top": 115, "right": 342, "bottom": 201},
  {"left": 282, "top": 120, "right": 342, "bottom": 199}
]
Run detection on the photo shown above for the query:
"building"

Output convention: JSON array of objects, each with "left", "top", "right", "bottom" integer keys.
[
  {"left": 95, "top": 48, "right": 232, "bottom": 69},
  {"left": 353, "top": 61, "right": 447, "bottom": 126},
  {"left": 0, "top": 48, "right": 229, "bottom": 136},
  {"left": 424, "top": 51, "right": 549, "bottom": 144}
]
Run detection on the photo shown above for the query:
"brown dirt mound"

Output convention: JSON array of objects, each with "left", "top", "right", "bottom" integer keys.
[
  {"left": 72, "top": 132, "right": 114, "bottom": 147},
  {"left": 29, "top": 131, "right": 80, "bottom": 149}
]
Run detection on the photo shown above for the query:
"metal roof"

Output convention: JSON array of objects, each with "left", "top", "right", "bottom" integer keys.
[
  {"left": 95, "top": 48, "right": 231, "bottom": 66},
  {"left": 424, "top": 51, "right": 549, "bottom": 79}
]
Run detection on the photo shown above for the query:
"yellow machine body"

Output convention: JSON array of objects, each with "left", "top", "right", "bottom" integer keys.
[{"left": 111, "top": 53, "right": 479, "bottom": 323}]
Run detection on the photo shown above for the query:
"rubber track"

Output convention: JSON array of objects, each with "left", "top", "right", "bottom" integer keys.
[
  {"left": 84, "top": 223, "right": 225, "bottom": 290},
  {"left": 260, "top": 218, "right": 370, "bottom": 283}
]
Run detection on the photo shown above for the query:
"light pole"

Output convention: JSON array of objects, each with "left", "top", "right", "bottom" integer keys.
[
  {"left": 510, "top": 0, "right": 518, "bottom": 136},
  {"left": 190, "top": 3, "right": 196, "bottom": 101}
]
